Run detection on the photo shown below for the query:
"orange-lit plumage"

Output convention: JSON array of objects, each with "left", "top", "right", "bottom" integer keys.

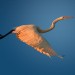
[
  {"left": 0, "top": 16, "right": 72, "bottom": 58},
  {"left": 13, "top": 25, "right": 57, "bottom": 57}
]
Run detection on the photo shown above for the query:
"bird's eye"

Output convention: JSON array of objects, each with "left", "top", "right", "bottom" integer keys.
[{"left": 63, "top": 17, "right": 64, "bottom": 18}]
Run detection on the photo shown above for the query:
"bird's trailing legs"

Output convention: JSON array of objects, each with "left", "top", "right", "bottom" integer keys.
[
  {"left": 0, "top": 34, "right": 3, "bottom": 39},
  {"left": 0, "top": 29, "right": 15, "bottom": 39}
]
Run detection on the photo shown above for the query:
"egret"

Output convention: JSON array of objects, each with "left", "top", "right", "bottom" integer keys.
[{"left": 0, "top": 16, "right": 72, "bottom": 58}]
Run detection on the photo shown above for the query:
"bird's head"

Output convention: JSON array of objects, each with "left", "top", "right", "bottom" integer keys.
[{"left": 57, "top": 16, "right": 73, "bottom": 20}]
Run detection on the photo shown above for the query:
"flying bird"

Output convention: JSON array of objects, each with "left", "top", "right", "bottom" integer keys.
[{"left": 0, "top": 16, "right": 72, "bottom": 59}]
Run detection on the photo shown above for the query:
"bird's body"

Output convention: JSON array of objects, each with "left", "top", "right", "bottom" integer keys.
[
  {"left": 0, "top": 16, "right": 72, "bottom": 59},
  {"left": 13, "top": 25, "right": 57, "bottom": 57}
]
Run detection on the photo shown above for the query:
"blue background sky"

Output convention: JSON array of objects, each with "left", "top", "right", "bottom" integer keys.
[{"left": 0, "top": 0, "right": 75, "bottom": 75}]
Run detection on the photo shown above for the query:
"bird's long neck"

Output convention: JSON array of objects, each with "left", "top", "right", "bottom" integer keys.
[
  {"left": 0, "top": 29, "right": 14, "bottom": 39},
  {"left": 37, "top": 18, "right": 61, "bottom": 33}
]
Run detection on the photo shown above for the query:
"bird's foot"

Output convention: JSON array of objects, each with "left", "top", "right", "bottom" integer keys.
[{"left": 0, "top": 34, "right": 3, "bottom": 39}]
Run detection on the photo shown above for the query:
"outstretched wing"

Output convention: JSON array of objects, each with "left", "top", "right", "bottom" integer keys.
[{"left": 16, "top": 25, "right": 57, "bottom": 57}]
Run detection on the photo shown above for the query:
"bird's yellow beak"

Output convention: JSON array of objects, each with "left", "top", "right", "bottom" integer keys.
[
  {"left": 57, "top": 16, "right": 73, "bottom": 20},
  {"left": 62, "top": 16, "right": 73, "bottom": 19}
]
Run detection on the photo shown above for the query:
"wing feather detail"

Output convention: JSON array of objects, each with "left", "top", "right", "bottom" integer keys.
[{"left": 16, "top": 25, "right": 57, "bottom": 57}]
